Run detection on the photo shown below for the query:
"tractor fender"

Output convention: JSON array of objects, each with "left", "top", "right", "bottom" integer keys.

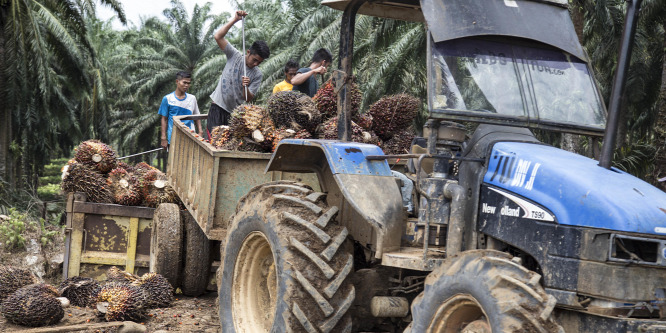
[{"left": 266, "top": 139, "right": 403, "bottom": 257}]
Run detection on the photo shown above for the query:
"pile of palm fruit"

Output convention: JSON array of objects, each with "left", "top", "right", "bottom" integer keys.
[
  {"left": 210, "top": 78, "right": 419, "bottom": 155},
  {"left": 61, "top": 140, "right": 180, "bottom": 207},
  {"left": 0, "top": 265, "right": 175, "bottom": 327}
]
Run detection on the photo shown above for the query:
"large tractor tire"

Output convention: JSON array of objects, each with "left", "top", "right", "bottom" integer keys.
[
  {"left": 181, "top": 210, "right": 211, "bottom": 296},
  {"left": 218, "top": 181, "right": 355, "bottom": 333},
  {"left": 150, "top": 203, "right": 183, "bottom": 288},
  {"left": 410, "top": 250, "right": 563, "bottom": 333}
]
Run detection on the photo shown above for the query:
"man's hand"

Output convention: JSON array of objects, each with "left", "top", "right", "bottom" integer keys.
[
  {"left": 241, "top": 76, "right": 250, "bottom": 87},
  {"left": 234, "top": 10, "right": 247, "bottom": 22},
  {"left": 161, "top": 138, "right": 168, "bottom": 149},
  {"left": 314, "top": 66, "right": 327, "bottom": 75}
]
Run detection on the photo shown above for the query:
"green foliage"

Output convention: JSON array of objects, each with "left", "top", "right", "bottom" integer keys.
[
  {"left": 0, "top": 208, "right": 28, "bottom": 250},
  {"left": 37, "top": 183, "right": 62, "bottom": 201},
  {"left": 613, "top": 141, "right": 656, "bottom": 180}
]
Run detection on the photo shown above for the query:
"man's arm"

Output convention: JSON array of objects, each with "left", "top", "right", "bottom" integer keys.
[
  {"left": 214, "top": 10, "right": 247, "bottom": 51},
  {"left": 195, "top": 119, "right": 203, "bottom": 136},
  {"left": 160, "top": 116, "right": 168, "bottom": 148},
  {"left": 291, "top": 66, "right": 326, "bottom": 86}
]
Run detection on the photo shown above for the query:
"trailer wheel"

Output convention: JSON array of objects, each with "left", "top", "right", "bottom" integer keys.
[
  {"left": 219, "top": 181, "right": 355, "bottom": 333},
  {"left": 150, "top": 203, "right": 183, "bottom": 288},
  {"left": 181, "top": 210, "right": 211, "bottom": 296},
  {"left": 410, "top": 250, "right": 563, "bottom": 333}
]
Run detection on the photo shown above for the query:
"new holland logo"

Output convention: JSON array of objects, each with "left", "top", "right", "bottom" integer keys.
[{"left": 486, "top": 188, "right": 555, "bottom": 222}]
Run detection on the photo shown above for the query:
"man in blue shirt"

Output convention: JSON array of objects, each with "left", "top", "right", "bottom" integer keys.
[
  {"left": 159, "top": 71, "right": 203, "bottom": 148},
  {"left": 291, "top": 48, "right": 332, "bottom": 97}
]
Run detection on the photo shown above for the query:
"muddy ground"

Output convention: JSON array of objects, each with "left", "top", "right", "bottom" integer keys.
[{"left": 0, "top": 224, "right": 220, "bottom": 333}]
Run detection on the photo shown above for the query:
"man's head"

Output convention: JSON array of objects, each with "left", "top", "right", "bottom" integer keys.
[
  {"left": 284, "top": 59, "right": 299, "bottom": 84},
  {"left": 311, "top": 48, "right": 333, "bottom": 68},
  {"left": 175, "top": 71, "right": 192, "bottom": 94},
  {"left": 246, "top": 41, "right": 270, "bottom": 68}
]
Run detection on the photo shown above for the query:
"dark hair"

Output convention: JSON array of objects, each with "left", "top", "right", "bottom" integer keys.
[
  {"left": 284, "top": 59, "right": 299, "bottom": 72},
  {"left": 176, "top": 71, "right": 191, "bottom": 80},
  {"left": 249, "top": 41, "right": 270, "bottom": 59},
  {"left": 311, "top": 48, "right": 332, "bottom": 65}
]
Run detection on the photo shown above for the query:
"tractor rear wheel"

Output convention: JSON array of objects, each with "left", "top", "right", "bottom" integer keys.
[
  {"left": 150, "top": 203, "right": 183, "bottom": 288},
  {"left": 181, "top": 210, "right": 211, "bottom": 296},
  {"left": 410, "top": 250, "right": 563, "bottom": 333},
  {"left": 218, "top": 181, "right": 355, "bottom": 333}
]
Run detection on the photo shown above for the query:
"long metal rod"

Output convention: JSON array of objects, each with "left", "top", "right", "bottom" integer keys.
[
  {"left": 241, "top": 16, "right": 248, "bottom": 100},
  {"left": 117, "top": 148, "right": 163, "bottom": 160},
  {"left": 598, "top": 0, "right": 643, "bottom": 168}
]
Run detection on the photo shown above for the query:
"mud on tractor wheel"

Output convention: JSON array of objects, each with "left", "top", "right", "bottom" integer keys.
[
  {"left": 218, "top": 181, "right": 355, "bottom": 333},
  {"left": 409, "top": 250, "right": 563, "bottom": 333}
]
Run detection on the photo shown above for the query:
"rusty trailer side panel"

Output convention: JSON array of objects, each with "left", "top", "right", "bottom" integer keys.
[
  {"left": 64, "top": 193, "right": 154, "bottom": 281},
  {"left": 168, "top": 114, "right": 319, "bottom": 240}
]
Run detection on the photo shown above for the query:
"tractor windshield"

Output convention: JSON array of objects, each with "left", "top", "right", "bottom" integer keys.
[{"left": 430, "top": 38, "right": 606, "bottom": 134}]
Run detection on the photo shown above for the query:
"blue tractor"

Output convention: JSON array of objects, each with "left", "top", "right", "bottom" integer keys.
[{"left": 217, "top": 0, "right": 666, "bottom": 331}]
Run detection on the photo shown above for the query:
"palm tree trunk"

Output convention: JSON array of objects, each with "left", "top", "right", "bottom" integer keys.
[
  {"left": 0, "top": 7, "right": 12, "bottom": 184},
  {"left": 653, "top": 33, "right": 666, "bottom": 191}
]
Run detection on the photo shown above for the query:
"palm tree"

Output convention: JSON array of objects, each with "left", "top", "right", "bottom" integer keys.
[{"left": 0, "top": 0, "right": 124, "bottom": 187}]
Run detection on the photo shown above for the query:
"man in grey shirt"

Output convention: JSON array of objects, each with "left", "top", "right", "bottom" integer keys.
[{"left": 207, "top": 10, "right": 270, "bottom": 136}]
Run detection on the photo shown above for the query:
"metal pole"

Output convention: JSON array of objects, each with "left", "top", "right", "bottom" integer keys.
[
  {"left": 242, "top": 16, "right": 248, "bottom": 101},
  {"left": 598, "top": 0, "right": 643, "bottom": 168},
  {"left": 336, "top": 0, "right": 367, "bottom": 141}
]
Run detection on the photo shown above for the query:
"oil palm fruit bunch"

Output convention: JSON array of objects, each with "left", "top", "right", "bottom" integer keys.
[
  {"left": 96, "top": 282, "right": 147, "bottom": 321},
  {"left": 267, "top": 91, "right": 321, "bottom": 133},
  {"left": 211, "top": 125, "right": 232, "bottom": 149},
  {"left": 369, "top": 93, "right": 420, "bottom": 141},
  {"left": 134, "top": 162, "right": 158, "bottom": 177},
  {"left": 229, "top": 104, "right": 271, "bottom": 140},
  {"left": 74, "top": 140, "right": 118, "bottom": 174},
  {"left": 131, "top": 272, "right": 173, "bottom": 309},
  {"left": 140, "top": 169, "right": 179, "bottom": 208},
  {"left": 0, "top": 266, "right": 39, "bottom": 303},
  {"left": 271, "top": 129, "right": 296, "bottom": 152},
  {"left": 117, "top": 161, "right": 134, "bottom": 173},
  {"left": 58, "top": 276, "right": 101, "bottom": 308},
  {"left": 107, "top": 168, "right": 142, "bottom": 206},
  {"left": 1, "top": 283, "right": 64, "bottom": 327},
  {"left": 106, "top": 266, "right": 139, "bottom": 283},
  {"left": 313, "top": 78, "right": 362, "bottom": 119},
  {"left": 61, "top": 162, "right": 112, "bottom": 203},
  {"left": 354, "top": 113, "right": 373, "bottom": 131},
  {"left": 382, "top": 129, "right": 415, "bottom": 155},
  {"left": 318, "top": 117, "right": 366, "bottom": 142}
]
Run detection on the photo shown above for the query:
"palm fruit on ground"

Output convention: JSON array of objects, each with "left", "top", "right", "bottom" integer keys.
[
  {"left": 382, "top": 129, "right": 416, "bottom": 155},
  {"left": 369, "top": 93, "right": 420, "bottom": 141},
  {"left": 131, "top": 272, "right": 174, "bottom": 309},
  {"left": 74, "top": 140, "right": 118, "bottom": 174},
  {"left": 107, "top": 168, "right": 142, "bottom": 206},
  {"left": 96, "top": 282, "right": 147, "bottom": 321},
  {"left": 139, "top": 169, "right": 180, "bottom": 208},
  {"left": 1, "top": 283, "right": 64, "bottom": 327},
  {"left": 0, "top": 266, "right": 39, "bottom": 303},
  {"left": 61, "top": 162, "right": 113, "bottom": 203},
  {"left": 106, "top": 266, "right": 139, "bottom": 283},
  {"left": 313, "top": 78, "right": 362, "bottom": 119},
  {"left": 58, "top": 276, "right": 101, "bottom": 308},
  {"left": 211, "top": 125, "right": 232, "bottom": 149},
  {"left": 267, "top": 90, "right": 321, "bottom": 133}
]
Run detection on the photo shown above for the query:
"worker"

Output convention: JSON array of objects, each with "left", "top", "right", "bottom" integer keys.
[
  {"left": 208, "top": 10, "right": 270, "bottom": 136},
  {"left": 159, "top": 71, "right": 203, "bottom": 149},
  {"left": 291, "top": 48, "right": 332, "bottom": 97},
  {"left": 272, "top": 59, "right": 300, "bottom": 94}
]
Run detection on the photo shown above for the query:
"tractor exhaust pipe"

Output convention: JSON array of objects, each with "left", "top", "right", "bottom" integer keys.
[
  {"left": 599, "top": 0, "right": 643, "bottom": 169},
  {"left": 444, "top": 181, "right": 465, "bottom": 257}
]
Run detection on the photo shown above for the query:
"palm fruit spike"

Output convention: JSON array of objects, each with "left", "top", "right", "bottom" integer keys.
[
  {"left": 369, "top": 93, "right": 420, "bottom": 141},
  {"left": 211, "top": 125, "right": 232, "bottom": 149},
  {"left": 106, "top": 266, "right": 139, "bottom": 283},
  {"left": 382, "top": 128, "right": 416, "bottom": 155},
  {"left": 61, "top": 162, "right": 113, "bottom": 203},
  {"left": 313, "top": 78, "right": 362, "bottom": 119},
  {"left": 58, "top": 276, "right": 101, "bottom": 308},
  {"left": 267, "top": 91, "right": 321, "bottom": 133},
  {"left": 74, "top": 140, "right": 118, "bottom": 174},
  {"left": 140, "top": 169, "right": 179, "bottom": 208},
  {"left": 107, "top": 168, "right": 142, "bottom": 206},
  {"left": 131, "top": 272, "right": 174, "bottom": 309},
  {"left": 229, "top": 104, "right": 270, "bottom": 140},
  {"left": 95, "top": 282, "right": 147, "bottom": 322},
  {"left": 0, "top": 266, "right": 39, "bottom": 303},
  {"left": 1, "top": 284, "right": 65, "bottom": 327}
]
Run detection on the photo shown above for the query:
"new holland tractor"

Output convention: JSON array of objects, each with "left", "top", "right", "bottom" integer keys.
[{"left": 215, "top": 0, "right": 666, "bottom": 331}]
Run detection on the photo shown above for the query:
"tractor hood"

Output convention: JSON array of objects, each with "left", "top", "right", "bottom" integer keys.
[{"left": 484, "top": 142, "right": 666, "bottom": 236}]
